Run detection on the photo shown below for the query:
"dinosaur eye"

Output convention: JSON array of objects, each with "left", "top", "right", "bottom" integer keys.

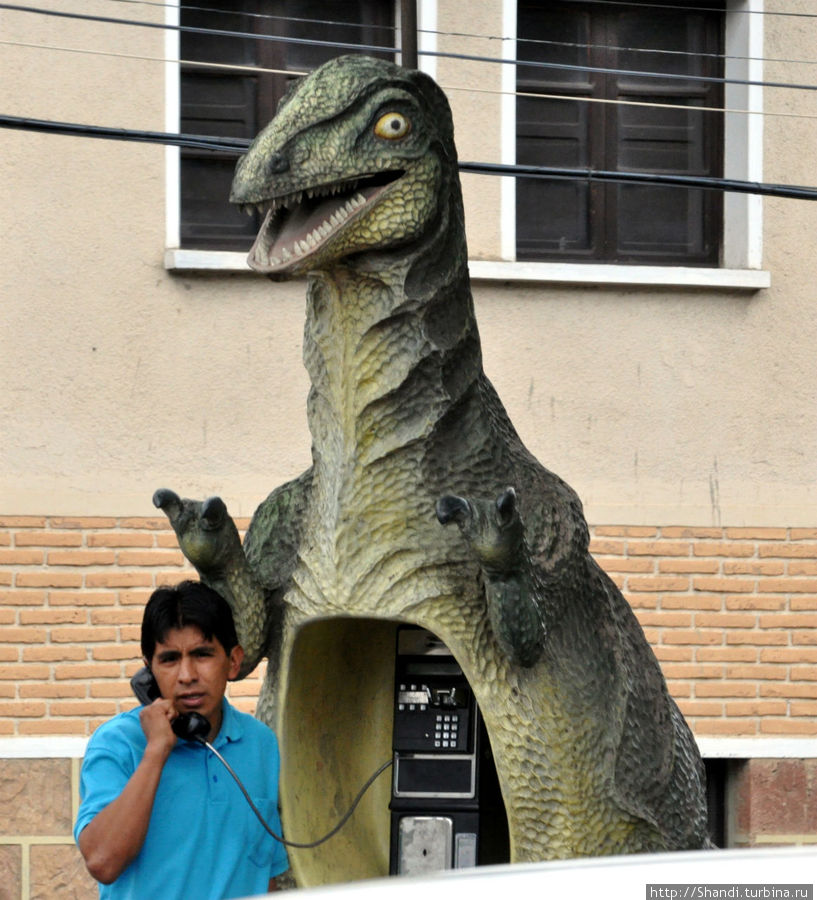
[{"left": 374, "top": 112, "right": 410, "bottom": 140}]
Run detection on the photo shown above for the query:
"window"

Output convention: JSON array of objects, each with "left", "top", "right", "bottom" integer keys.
[
  {"left": 179, "top": 1, "right": 395, "bottom": 250},
  {"left": 516, "top": 0, "right": 724, "bottom": 266}
]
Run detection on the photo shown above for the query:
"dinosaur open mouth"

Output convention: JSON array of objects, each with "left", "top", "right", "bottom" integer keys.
[{"left": 240, "top": 171, "right": 404, "bottom": 273}]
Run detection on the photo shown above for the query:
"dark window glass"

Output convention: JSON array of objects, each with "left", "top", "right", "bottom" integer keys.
[
  {"left": 516, "top": 1, "right": 723, "bottom": 265},
  {"left": 180, "top": 1, "right": 395, "bottom": 250}
]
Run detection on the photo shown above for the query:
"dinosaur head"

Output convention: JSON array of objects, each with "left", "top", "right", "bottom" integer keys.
[{"left": 230, "top": 56, "right": 457, "bottom": 276}]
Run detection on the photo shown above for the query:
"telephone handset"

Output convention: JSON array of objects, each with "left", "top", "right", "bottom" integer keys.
[{"left": 130, "top": 666, "right": 211, "bottom": 742}]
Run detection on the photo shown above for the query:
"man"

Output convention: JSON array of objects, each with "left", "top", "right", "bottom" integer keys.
[{"left": 74, "top": 580, "right": 289, "bottom": 898}]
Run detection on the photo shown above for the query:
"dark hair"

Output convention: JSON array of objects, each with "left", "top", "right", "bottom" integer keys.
[{"left": 141, "top": 580, "right": 238, "bottom": 662}]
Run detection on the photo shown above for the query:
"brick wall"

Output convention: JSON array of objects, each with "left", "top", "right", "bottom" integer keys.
[{"left": 1, "top": 516, "right": 816, "bottom": 737}]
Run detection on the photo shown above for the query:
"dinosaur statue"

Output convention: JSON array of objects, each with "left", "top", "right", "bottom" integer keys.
[{"left": 154, "top": 55, "right": 710, "bottom": 886}]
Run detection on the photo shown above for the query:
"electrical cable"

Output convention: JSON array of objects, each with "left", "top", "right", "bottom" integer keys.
[
  {"left": 3, "top": 113, "right": 817, "bottom": 201},
  {"left": 100, "top": 0, "right": 817, "bottom": 69},
  {"left": 200, "top": 736, "right": 393, "bottom": 849},
  {"left": 4, "top": 3, "right": 817, "bottom": 94}
]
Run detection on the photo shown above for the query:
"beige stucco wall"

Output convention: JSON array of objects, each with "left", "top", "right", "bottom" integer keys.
[{"left": 2, "top": 0, "right": 816, "bottom": 527}]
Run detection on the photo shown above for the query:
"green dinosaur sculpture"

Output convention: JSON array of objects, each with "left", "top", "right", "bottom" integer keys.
[{"left": 155, "top": 55, "right": 710, "bottom": 885}]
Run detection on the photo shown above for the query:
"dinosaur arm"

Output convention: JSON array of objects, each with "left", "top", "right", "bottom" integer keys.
[{"left": 153, "top": 489, "right": 276, "bottom": 677}]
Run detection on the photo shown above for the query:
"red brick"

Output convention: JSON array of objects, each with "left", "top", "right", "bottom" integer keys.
[
  {"left": 49, "top": 517, "right": 116, "bottom": 529},
  {"left": 694, "top": 612, "right": 756, "bottom": 628},
  {"left": 596, "top": 558, "right": 654, "bottom": 574},
  {"left": 662, "top": 527, "right": 724, "bottom": 539},
  {"left": 760, "top": 683, "right": 817, "bottom": 699},
  {"left": 661, "top": 595, "right": 723, "bottom": 610},
  {"left": 46, "top": 550, "right": 116, "bottom": 566},
  {"left": 726, "top": 631, "right": 788, "bottom": 645},
  {"left": 693, "top": 577, "right": 755, "bottom": 593},
  {"left": 724, "top": 527, "right": 787, "bottom": 540},
  {"left": 55, "top": 663, "right": 122, "bottom": 680},
  {"left": 658, "top": 559, "right": 719, "bottom": 574},
  {"left": 761, "top": 648, "right": 817, "bottom": 663},
  {"left": 92, "top": 645, "right": 139, "bottom": 661},
  {"left": 790, "top": 666, "right": 817, "bottom": 682},
  {"left": 13, "top": 531, "right": 82, "bottom": 547},
  {"left": 0, "top": 516, "right": 46, "bottom": 527},
  {"left": 23, "top": 646, "right": 86, "bottom": 662},
  {"left": 18, "top": 609, "right": 86, "bottom": 625},
  {"left": 693, "top": 542, "right": 755, "bottom": 558},
  {"left": 697, "top": 647, "right": 758, "bottom": 662},
  {"left": 19, "top": 684, "right": 86, "bottom": 699},
  {"left": 84, "top": 572, "right": 153, "bottom": 588},
  {"left": 724, "top": 561, "right": 784, "bottom": 576},
  {"left": 0, "top": 627, "right": 47, "bottom": 644},
  {"left": 662, "top": 629, "right": 723, "bottom": 645},
  {"left": 634, "top": 612, "right": 692, "bottom": 627},
  {"left": 726, "top": 595, "right": 787, "bottom": 611},
  {"left": 726, "top": 664, "right": 787, "bottom": 680},
  {"left": 760, "top": 719, "right": 817, "bottom": 735},
  {"left": 790, "top": 597, "right": 817, "bottom": 610},
  {"left": 594, "top": 526, "right": 658, "bottom": 538},
  {"left": 789, "top": 561, "right": 817, "bottom": 576},
  {"left": 50, "top": 627, "right": 117, "bottom": 644},
  {"left": 628, "top": 541, "right": 691, "bottom": 557},
  {"left": 0, "top": 701, "right": 46, "bottom": 717},
  {"left": 0, "top": 549, "right": 44, "bottom": 565},
  {"left": 694, "top": 719, "right": 757, "bottom": 736},
  {"left": 725, "top": 701, "right": 787, "bottom": 716},
  {"left": 87, "top": 533, "right": 154, "bottom": 548},
  {"left": 118, "top": 517, "right": 169, "bottom": 530},
  {"left": 48, "top": 590, "right": 117, "bottom": 606},
  {"left": 19, "top": 720, "right": 88, "bottom": 735},
  {"left": 589, "top": 539, "right": 626, "bottom": 555},
  {"left": 117, "top": 550, "right": 185, "bottom": 567},
  {"left": 676, "top": 700, "right": 723, "bottom": 716},
  {"left": 695, "top": 682, "right": 756, "bottom": 698},
  {"left": 90, "top": 682, "right": 132, "bottom": 698},
  {"left": 759, "top": 542, "right": 817, "bottom": 559},
  {"left": 624, "top": 594, "right": 658, "bottom": 609},
  {"left": 665, "top": 682, "right": 692, "bottom": 698},
  {"left": 762, "top": 578, "right": 817, "bottom": 594},
  {"left": 790, "top": 701, "right": 817, "bottom": 716},
  {"left": 50, "top": 700, "right": 118, "bottom": 717},
  {"left": 15, "top": 573, "right": 83, "bottom": 588},
  {"left": 661, "top": 664, "right": 723, "bottom": 679},
  {"left": 758, "top": 613, "right": 817, "bottom": 628},
  {"left": 90, "top": 609, "right": 143, "bottom": 625},
  {"left": 654, "top": 646, "right": 694, "bottom": 661},
  {"left": 793, "top": 629, "right": 817, "bottom": 645},
  {"left": 791, "top": 529, "right": 817, "bottom": 540},
  {"left": 628, "top": 576, "right": 690, "bottom": 592}
]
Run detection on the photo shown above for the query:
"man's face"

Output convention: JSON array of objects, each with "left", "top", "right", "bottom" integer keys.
[{"left": 147, "top": 625, "right": 243, "bottom": 735}]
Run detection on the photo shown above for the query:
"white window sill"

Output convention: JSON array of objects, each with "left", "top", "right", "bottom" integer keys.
[{"left": 164, "top": 250, "right": 770, "bottom": 292}]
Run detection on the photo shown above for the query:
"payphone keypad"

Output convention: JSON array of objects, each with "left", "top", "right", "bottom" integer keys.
[{"left": 394, "top": 682, "right": 471, "bottom": 753}]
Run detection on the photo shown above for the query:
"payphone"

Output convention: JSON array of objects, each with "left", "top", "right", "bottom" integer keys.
[{"left": 389, "top": 627, "right": 508, "bottom": 875}]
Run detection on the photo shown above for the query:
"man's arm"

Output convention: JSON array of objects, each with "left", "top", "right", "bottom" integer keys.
[{"left": 78, "top": 700, "right": 177, "bottom": 884}]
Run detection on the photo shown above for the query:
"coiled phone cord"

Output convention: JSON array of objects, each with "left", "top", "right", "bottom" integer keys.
[{"left": 199, "top": 736, "right": 393, "bottom": 849}]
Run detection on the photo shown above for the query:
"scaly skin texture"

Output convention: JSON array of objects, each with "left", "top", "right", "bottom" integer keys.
[{"left": 155, "top": 56, "right": 710, "bottom": 884}]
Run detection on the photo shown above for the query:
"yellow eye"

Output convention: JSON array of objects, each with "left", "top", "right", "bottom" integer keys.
[{"left": 374, "top": 112, "right": 410, "bottom": 140}]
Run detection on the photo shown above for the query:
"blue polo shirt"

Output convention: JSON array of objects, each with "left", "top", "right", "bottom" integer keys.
[{"left": 74, "top": 699, "right": 289, "bottom": 900}]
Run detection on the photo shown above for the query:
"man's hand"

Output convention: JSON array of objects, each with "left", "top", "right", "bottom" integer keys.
[{"left": 138, "top": 698, "right": 178, "bottom": 757}]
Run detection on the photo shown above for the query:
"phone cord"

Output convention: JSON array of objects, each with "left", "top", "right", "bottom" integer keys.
[{"left": 200, "top": 738, "right": 393, "bottom": 849}]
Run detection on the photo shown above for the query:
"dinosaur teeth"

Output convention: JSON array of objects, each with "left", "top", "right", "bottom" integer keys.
[{"left": 281, "top": 247, "right": 292, "bottom": 261}]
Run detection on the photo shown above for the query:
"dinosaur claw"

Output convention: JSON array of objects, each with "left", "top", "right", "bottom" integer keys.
[
  {"left": 201, "top": 496, "right": 228, "bottom": 531},
  {"left": 436, "top": 494, "right": 471, "bottom": 526},
  {"left": 153, "top": 488, "right": 181, "bottom": 516}
]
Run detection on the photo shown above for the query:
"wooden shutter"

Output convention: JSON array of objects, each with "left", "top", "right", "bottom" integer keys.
[
  {"left": 516, "top": 0, "right": 723, "bottom": 265},
  {"left": 180, "top": 0, "right": 395, "bottom": 251}
]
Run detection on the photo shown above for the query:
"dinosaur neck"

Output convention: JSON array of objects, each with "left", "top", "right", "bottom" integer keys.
[{"left": 302, "top": 177, "right": 483, "bottom": 478}]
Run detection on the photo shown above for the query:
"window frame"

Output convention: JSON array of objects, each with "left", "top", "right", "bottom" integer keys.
[
  {"left": 501, "top": 0, "right": 765, "bottom": 275},
  {"left": 164, "top": 0, "right": 767, "bottom": 290}
]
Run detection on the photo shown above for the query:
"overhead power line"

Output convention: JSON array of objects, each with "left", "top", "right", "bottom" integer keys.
[
  {"left": 3, "top": 113, "right": 817, "bottom": 202},
  {"left": 4, "top": 3, "right": 817, "bottom": 95}
]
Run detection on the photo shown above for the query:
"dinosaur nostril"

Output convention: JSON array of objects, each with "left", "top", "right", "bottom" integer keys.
[{"left": 267, "top": 153, "right": 289, "bottom": 175}]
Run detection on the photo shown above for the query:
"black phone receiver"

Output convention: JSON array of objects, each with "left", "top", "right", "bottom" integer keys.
[{"left": 130, "top": 666, "right": 211, "bottom": 742}]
